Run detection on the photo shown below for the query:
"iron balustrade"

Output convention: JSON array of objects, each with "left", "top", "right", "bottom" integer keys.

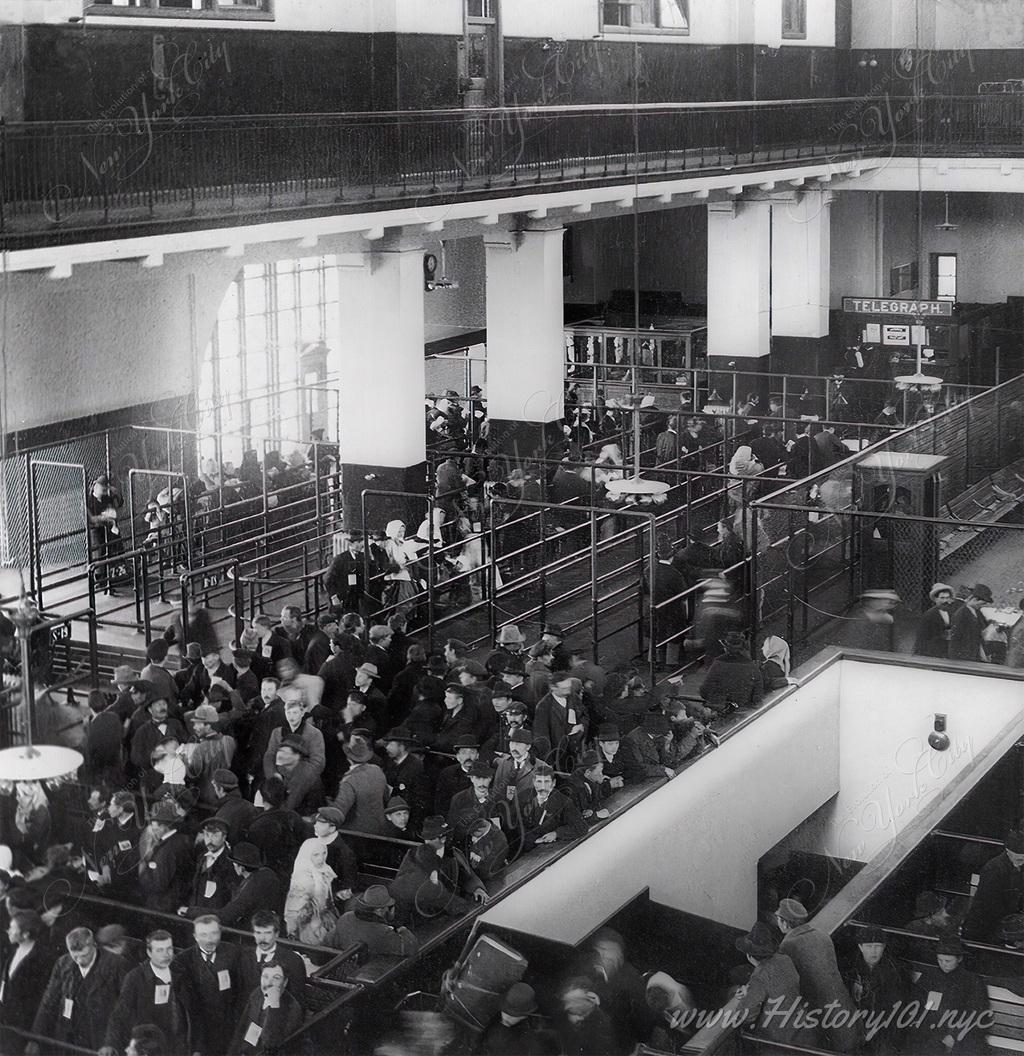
[{"left": 4, "top": 96, "right": 1024, "bottom": 246}]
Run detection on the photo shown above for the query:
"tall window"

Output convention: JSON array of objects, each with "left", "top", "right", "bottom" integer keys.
[
  {"left": 782, "top": 0, "right": 807, "bottom": 39},
  {"left": 931, "top": 253, "right": 957, "bottom": 301},
  {"left": 198, "top": 258, "right": 341, "bottom": 461},
  {"left": 603, "top": 0, "right": 689, "bottom": 32}
]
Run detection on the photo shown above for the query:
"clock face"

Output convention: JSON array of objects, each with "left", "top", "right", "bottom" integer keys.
[{"left": 424, "top": 254, "right": 438, "bottom": 274}]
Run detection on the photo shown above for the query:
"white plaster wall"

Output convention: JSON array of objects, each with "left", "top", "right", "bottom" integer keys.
[
  {"left": 481, "top": 663, "right": 842, "bottom": 935},
  {"left": 851, "top": 0, "right": 936, "bottom": 50},
  {"left": 934, "top": 0, "right": 1024, "bottom": 48},
  {"left": 788, "top": 660, "right": 1024, "bottom": 865},
  {"left": 829, "top": 191, "right": 880, "bottom": 307},
  {"left": 423, "top": 235, "right": 487, "bottom": 338}
]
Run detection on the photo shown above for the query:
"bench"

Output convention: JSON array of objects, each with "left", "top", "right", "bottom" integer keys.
[{"left": 940, "top": 457, "right": 1024, "bottom": 559}]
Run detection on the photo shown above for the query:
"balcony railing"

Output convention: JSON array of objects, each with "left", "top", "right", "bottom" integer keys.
[{"left": 2, "top": 95, "right": 1023, "bottom": 248}]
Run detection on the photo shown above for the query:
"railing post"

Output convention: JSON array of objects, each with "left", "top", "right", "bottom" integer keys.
[
  {"left": 426, "top": 496, "right": 436, "bottom": 654},
  {"left": 590, "top": 510, "right": 599, "bottom": 664},
  {"left": 87, "top": 608, "right": 99, "bottom": 690},
  {"left": 231, "top": 560, "right": 244, "bottom": 646},
  {"left": 141, "top": 550, "right": 153, "bottom": 643}
]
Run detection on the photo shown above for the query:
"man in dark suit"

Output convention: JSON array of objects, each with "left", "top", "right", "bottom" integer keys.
[
  {"left": 245, "top": 777, "right": 311, "bottom": 883},
  {"left": 129, "top": 696, "right": 188, "bottom": 774},
  {"left": 434, "top": 685, "right": 482, "bottom": 754},
  {"left": 323, "top": 530, "right": 378, "bottom": 618},
  {"left": 100, "top": 929, "right": 187, "bottom": 1056},
  {"left": 914, "top": 582, "right": 959, "bottom": 659},
  {"left": 0, "top": 910, "right": 53, "bottom": 1037},
  {"left": 303, "top": 614, "right": 337, "bottom": 676},
  {"left": 182, "top": 816, "right": 236, "bottom": 914},
  {"left": 447, "top": 760, "right": 504, "bottom": 848},
  {"left": 172, "top": 914, "right": 243, "bottom": 1056},
  {"left": 433, "top": 736, "right": 480, "bottom": 816},
  {"left": 229, "top": 960, "right": 303, "bottom": 1054},
  {"left": 366, "top": 625, "right": 396, "bottom": 693},
  {"left": 512, "top": 763, "right": 587, "bottom": 854},
  {"left": 238, "top": 911, "right": 307, "bottom": 1010},
  {"left": 186, "top": 843, "right": 283, "bottom": 927},
  {"left": 381, "top": 726, "right": 430, "bottom": 825},
  {"left": 962, "top": 829, "right": 1024, "bottom": 943},
  {"left": 27, "top": 928, "right": 128, "bottom": 1055},
  {"left": 534, "top": 676, "right": 587, "bottom": 772},
  {"left": 138, "top": 800, "right": 194, "bottom": 914},
  {"left": 949, "top": 584, "right": 993, "bottom": 663}
]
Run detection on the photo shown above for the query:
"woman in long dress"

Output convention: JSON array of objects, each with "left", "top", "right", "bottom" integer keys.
[
  {"left": 382, "top": 519, "right": 421, "bottom": 618},
  {"left": 283, "top": 838, "right": 339, "bottom": 945}
]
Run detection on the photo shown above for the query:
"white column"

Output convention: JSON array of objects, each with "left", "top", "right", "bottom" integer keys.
[
  {"left": 707, "top": 200, "right": 771, "bottom": 362},
  {"left": 771, "top": 190, "right": 833, "bottom": 338},
  {"left": 336, "top": 247, "right": 425, "bottom": 469},
  {"left": 484, "top": 226, "right": 565, "bottom": 452}
]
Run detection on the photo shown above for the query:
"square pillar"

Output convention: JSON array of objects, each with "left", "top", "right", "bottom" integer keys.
[
  {"left": 337, "top": 248, "right": 427, "bottom": 528},
  {"left": 707, "top": 200, "right": 771, "bottom": 400},
  {"left": 485, "top": 226, "right": 566, "bottom": 462}
]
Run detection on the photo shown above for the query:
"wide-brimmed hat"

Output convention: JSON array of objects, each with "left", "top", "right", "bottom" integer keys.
[
  {"left": 929, "top": 582, "right": 955, "bottom": 601},
  {"left": 356, "top": 662, "right": 379, "bottom": 679},
  {"left": 497, "top": 625, "right": 525, "bottom": 645},
  {"left": 421, "top": 816, "right": 450, "bottom": 841},
  {"left": 501, "top": 982, "right": 538, "bottom": 1017},
  {"left": 356, "top": 885, "right": 395, "bottom": 911},
  {"left": 968, "top": 583, "right": 994, "bottom": 604},
  {"left": 382, "top": 726, "right": 420, "bottom": 746},
  {"left": 735, "top": 922, "right": 778, "bottom": 959},
  {"left": 229, "top": 843, "right": 262, "bottom": 870},
  {"left": 776, "top": 898, "right": 808, "bottom": 925}
]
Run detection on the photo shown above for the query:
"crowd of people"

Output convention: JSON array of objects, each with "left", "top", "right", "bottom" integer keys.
[{"left": 0, "top": 596, "right": 799, "bottom": 1055}]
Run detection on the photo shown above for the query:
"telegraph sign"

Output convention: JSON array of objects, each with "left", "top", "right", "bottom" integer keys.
[{"left": 842, "top": 297, "right": 954, "bottom": 317}]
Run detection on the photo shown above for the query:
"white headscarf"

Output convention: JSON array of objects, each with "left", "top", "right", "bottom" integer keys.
[
  {"left": 729, "top": 446, "right": 762, "bottom": 477},
  {"left": 384, "top": 520, "right": 405, "bottom": 541},
  {"left": 285, "top": 837, "right": 337, "bottom": 922},
  {"left": 761, "top": 635, "right": 791, "bottom": 676}
]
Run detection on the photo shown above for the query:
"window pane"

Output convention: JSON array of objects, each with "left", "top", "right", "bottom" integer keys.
[
  {"left": 277, "top": 268, "right": 297, "bottom": 310},
  {"left": 658, "top": 0, "right": 688, "bottom": 29},
  {"left": 299, "top": 267, "right": 321, "bottom": 306}
]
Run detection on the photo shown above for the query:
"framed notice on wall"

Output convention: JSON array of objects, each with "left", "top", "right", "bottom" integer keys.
[{"left": 883, "top": 324, "right": 911, "bottom": 346}]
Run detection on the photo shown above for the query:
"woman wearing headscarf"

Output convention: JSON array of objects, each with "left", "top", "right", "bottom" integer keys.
[
  {"left": 760, "top": 636, "right": 791, "bottom": 690},
  {"left": 283, "top": 837, "right": 339, "bottom": 945},
  {"left": 382, "top": 520, "right": 421, "bottom": 618}
]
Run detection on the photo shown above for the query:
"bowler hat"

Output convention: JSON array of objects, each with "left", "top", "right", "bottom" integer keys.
[
  {"left": 212, "top": 768, "right": 238, "bottom": 789},
  {"left": 148, "top": 801, "right": 181, "bottom": 825},
  {"left": 421, "top": 816, "right": 450, "bottom": 841},
  {"left": 229, "top": 843, "right": 262, "bottom": 870},
  {"left": 502, "top": 656, "right": 526, "bottom": 676},
  {"left": 356, "top": 885, "right": 394, "bottom": 912},
  {"left": 735, "top": 922, "right": 778, "bottom": 959},
  {"left": 191, "top": 704, "right": 220, "bottom": 725},
  {"left": 501, "top": 982, "right": 538, "bottom": 1017},
  {"left": 929, "top": 582, "right": 955, "bottom": 602},
  {"left": 857, "top": 927, "right": 887, "bottom": 945},
  {"left": 491, "top": 681, "right": 514, "bottom": 698},
  {"left": 356, "top": 662, "right": 379, "bottom": 679},
  {"left": 278, "top": 736, "right": 308, "bottom": 757},
  {"left": 969, "top": 583, "right": 994, "bottom": 604},
  {"left": 596, "top": 723, "right": 620, "bottom": 742},
  {"left": 936, "top": 936, "right": 965, "bottom": 957},
  {"left": 201, "top": 817, "right": 230, "bottom": 834},
  {"left": 468, "top": 760, "right": 493, "bottom": 779},
  {"left": 776, "top": 899, "right": 808, "bottom": 925},
  {"left": 452, "top": 734, "right": 479, "bottom": 749},
  {"left": 315, "top": 806, "right": 345, "bottom": 828},
  {"left": 508, "top": 728, "right": 533, "bottom": 745},
  {"left": 384, "top": 797, "right": 410, "bottom": 815},
  {"left": 344, "top": 740, "right": 374, "bottom": 764},
  {"left": 497, "top": 624, "right": 525, "bottom": 646},
  {"left": 1005, "top": 829, "right": 1024, "bottom": 854},
  {"left": 543, "top": 623, "right": 565, "bottom": 639}
]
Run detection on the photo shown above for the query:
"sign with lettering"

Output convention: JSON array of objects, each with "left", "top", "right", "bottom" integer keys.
[
  {"left": 842, "top": 297, "right": 954, "bottom": 317},
  {"left": 883, "top": 324, "right": 910, "bottom": 346}
]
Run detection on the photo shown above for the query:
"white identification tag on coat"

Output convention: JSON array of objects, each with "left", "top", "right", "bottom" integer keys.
[
  {"left": 244, "top": 1022, "right": 262, "bottom": 1047},
  {"left": 0, "top": 980, "right": 5, "bottom": 1003},
  {"left": 348, "top": 574, "right": 357, "bottom": 586},
  {"left": 262, "top": 644, "right": 272, "bottom": 658},
  {"left": 87, "top": 869, "right": 100, "bottom": 882},
  {"left": 92, "top": 819, "right": 104, "bottom": 833},
  {"left": 926, "top": 991, "right": 942, "bottom": 1011},
  {"left": 118, "top": 840, "right": 132, "bottom": 852},
  {"left": 154, "top": 984, "right": 170, "bottom": 1005},
  {"left": 568, "top": 709, "right": 577, "bottom": 725},
  {"left": 63, "top": 998, "right": 74, "bottom": 1019},
  {"left": 218, "top": 969, "right": 232, "bottom": 991},
  {"left": 970, "top": 873, "right": 980, "bottom": 888},
  {"left": 204, "top": 881, "right": 218, "bottom": 899},
  {"left": 148, "top": 861, "right": 157, "bottom": 869}
]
